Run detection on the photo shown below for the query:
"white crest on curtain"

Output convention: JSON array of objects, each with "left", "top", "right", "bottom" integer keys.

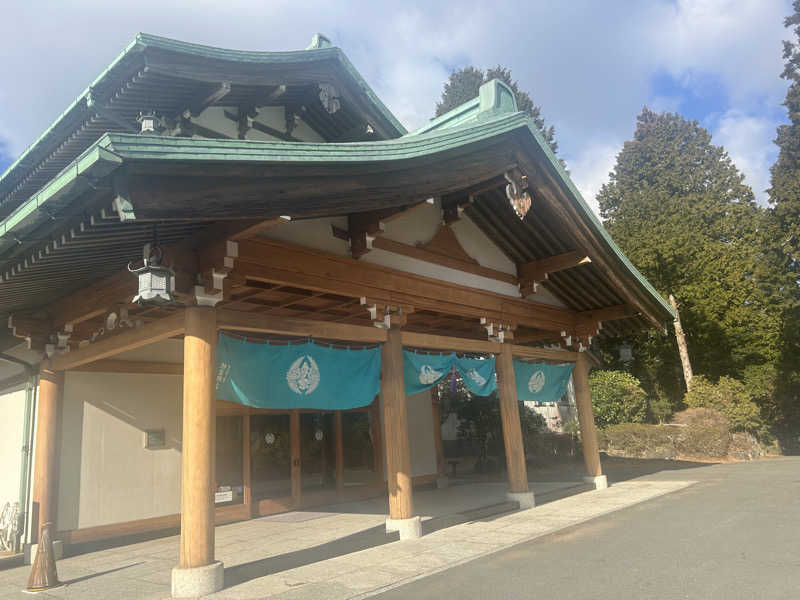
[
  {"left": 467, "top": 368, "right": 487, "bottom": 386},
  {"left": 287, "top": 355, "right": 321, "bottom": 395},
  {"left": 528, "top": 370, "right": 546, "bottom": 393},
  {"left": 419, "top": 365, "right": 443, "bottom": 385}
]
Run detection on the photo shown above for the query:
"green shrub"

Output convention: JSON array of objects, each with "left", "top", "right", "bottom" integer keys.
[
  {"left": 600, "top": 423, "right": 676, "bottom": 459},
  {"left": 589, "top": 370, "right": 648, "bottom": 428},
  {"left": 648, "top": 395, "right": 674, "bottom": 424},
  {"left": 672, "top": 408, "right": 731, "bottom": 458},
  {"left": 684, "top": 376, "right": 762, "bottom": 433}
]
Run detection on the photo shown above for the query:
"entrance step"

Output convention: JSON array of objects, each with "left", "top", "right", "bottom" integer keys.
[{"left": 422, "top": 500, "right": 519, "bottom": 535}]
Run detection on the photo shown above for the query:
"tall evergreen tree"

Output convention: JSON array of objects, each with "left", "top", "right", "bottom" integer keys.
[
  {"left": 597, "top": 108, "right": 798, "bottom": 425},
  {"left": 435, "top": 66, "right": 559, "bottom": 157},
  {"left": 770, "top": 0, "right": 800, "bottom": 262}
]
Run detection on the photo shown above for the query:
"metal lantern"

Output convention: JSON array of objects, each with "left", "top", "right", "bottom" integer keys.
[
  {"left": 137, "top": 111, "right": 160, "bottom": 133},
  {"left": 619, "top": 341, "right": 633, "bottom": 363},
  {"left": 128, "top": 243, "right": 175, "bottom": 305}
]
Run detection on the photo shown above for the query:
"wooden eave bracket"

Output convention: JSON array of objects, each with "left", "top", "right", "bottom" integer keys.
[
  {"left": 361, "top": 297, "right": 413, "bottom": 329},
  {"left": 7, "top": 314, "right": 53, "bottom": 351},
  {"left": 112, "top": 173, "right": 136, "bottom": 223},
  {"left": 194, "top": 268, "right": 228, "bottom": 307},
  {"left": 481, "top": 317, "right": 516, "bottom": 343},
  {"left": 440, "top": 192, "right": 472, "bottom": 225},
  {"left": 518, "top": 251, "right": 591, "bottom": 296}
]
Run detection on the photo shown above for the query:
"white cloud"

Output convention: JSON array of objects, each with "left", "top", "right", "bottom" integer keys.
[
  {"left": 713, "top": 110, "right": 778, "bottom": 204},
  {"left": 564, "top": 142, "right": 622, "bottom": 219},
  {"left": 648, "top": 0, "right": 789, "bottom": 106},
  {"left": 0, "top": 0, "right": 792, "bottom": 211}
]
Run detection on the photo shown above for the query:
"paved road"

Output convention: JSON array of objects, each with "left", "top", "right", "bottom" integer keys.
[{"left": 375, "top": 457, "right": 800, "bottom": 600}]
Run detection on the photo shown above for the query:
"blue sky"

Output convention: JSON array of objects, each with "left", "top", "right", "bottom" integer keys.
[{"left": 0, "top": 0, "right": 792, "bottom": 214}]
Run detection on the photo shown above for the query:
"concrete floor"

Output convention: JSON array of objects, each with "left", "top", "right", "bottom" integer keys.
[
  {"left": 375, "top": 457, "right": 800, "bottom": 600},
  {"left": 0, "top": 475, "right": 692, "bottom": 599}
]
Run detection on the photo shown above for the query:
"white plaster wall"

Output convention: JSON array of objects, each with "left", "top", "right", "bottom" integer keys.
[
  {"left": 259, "top": 216, "right": 351, "bottom": 256},
  {"left": 363, "top": 249, "right": 521, "bottom": 297},
  {"left": 379, "top": 390, "right": 437, "bottom": 479},
  {"left": 254, "top": 206, "right": 562, "bottom": 302},
  {"left": 57, "top": 372, "right": 183, "bottom": 530},
  {"left": 0, "top": 388, "right": 26, "bottom": 512}
]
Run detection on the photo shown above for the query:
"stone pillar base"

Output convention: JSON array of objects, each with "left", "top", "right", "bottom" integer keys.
[
  {"left": 507, "top": 491, "right": 535, "bottom": 509},
  {"left": 386, "top": 516, "right": 422, "bottom": 539},
  {"left": 24, "top": 541, "right": 63, "bottom": 565},
  {"left": 171, "top": 561, "right": 224, "bottom": 598},
  {"left": 584, "top": 475, "right": 609, "bottom": 490},
  {"left": 436, "top": 477, "right": 449, "bottom": 489}
]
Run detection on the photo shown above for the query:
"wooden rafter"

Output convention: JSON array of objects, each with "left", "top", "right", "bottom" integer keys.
[{"left": 519, "top": 251, "right": 591, "bottom": 293}]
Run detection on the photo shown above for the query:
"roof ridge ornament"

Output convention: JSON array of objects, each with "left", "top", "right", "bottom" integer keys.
[{"left": 306, "top": 33, "right": 333, "bottom": 50}]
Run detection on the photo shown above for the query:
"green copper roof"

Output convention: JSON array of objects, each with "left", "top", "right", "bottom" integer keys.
[
  {"left": 411, "top": 79, "right": 518, "bottom": 135},
  {"left": 0, "top": 32, "right": 406, "bottom": 220},
  {"left": 0, "top": 105, "right": 674, "bottom": 323}
]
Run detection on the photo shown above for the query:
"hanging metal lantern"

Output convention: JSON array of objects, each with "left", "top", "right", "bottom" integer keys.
[
  {"left": 128, "top": 243, "right": 175, "bottom": 305},
  {"left": 137, "top": 111, "right": 161, "bottom": 134}
]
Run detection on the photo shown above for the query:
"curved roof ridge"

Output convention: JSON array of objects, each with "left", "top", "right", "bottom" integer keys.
[{"left": 0, "top": 32, "right": 406, "bottom": 216}]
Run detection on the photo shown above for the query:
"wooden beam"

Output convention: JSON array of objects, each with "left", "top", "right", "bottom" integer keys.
[
  {"left": 229, "top": 216, "right": 291, "bottom": 240},
  {"left": 48, "top": 311, "right": 185, "bottom": 371},
  {"left": 70, "top": 359, "right": 182, "bottom": 375},
  {"left": 511, "top": 344, "right": 578, "bottom": 362},
  {"left": 216, "top": 309, "right": 387, "bottom": 343},
  {"left": 519, "top": 251, "right": 591, "bottom": 283},
  {"left": 226, "top": 238, "right": 575, "bottom": 332},
  {"left": 400, "top": 331, "right": 501, "bottom": 354},
  {"left": 512, "top": 330, "right": 560, "bottom": 345}
]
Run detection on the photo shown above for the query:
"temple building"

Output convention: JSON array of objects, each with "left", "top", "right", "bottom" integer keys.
[{"left": 0, "top": 33, "right": 673, "bottom": 596}]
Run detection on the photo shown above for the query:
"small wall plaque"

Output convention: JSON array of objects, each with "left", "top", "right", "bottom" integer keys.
[{"left": 144, "top": 429, "right": 166, "bottom": 450}]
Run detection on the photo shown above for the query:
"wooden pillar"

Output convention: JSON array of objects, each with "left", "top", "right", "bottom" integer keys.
[
  {"left": 496, "top": 344, "right": 529, "bottom": 494},
  {"left": 574, "top": 353, "right": 603, "bottom": 477},
  {"left": 179, "top": 307, "right": 217, "bottom": 569},
  {"left": 335, "top": 412, "right": 344, "bottom": 496},
  {"left": 31, "top": 367, "right": 63, "bottom": 543},
  {"left": 430, "top": 388, "right": 445, "bottom": 480},
  {"left": 382, "top": 329, "right": 414, "bottom": 520},
  {"left": 290, "top": 410, "right": 302, "bottom": 505}
]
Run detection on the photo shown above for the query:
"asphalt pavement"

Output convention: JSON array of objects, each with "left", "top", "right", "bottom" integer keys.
[{"left": 374, "top": 456, "right": 800, "bottom": 600}]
